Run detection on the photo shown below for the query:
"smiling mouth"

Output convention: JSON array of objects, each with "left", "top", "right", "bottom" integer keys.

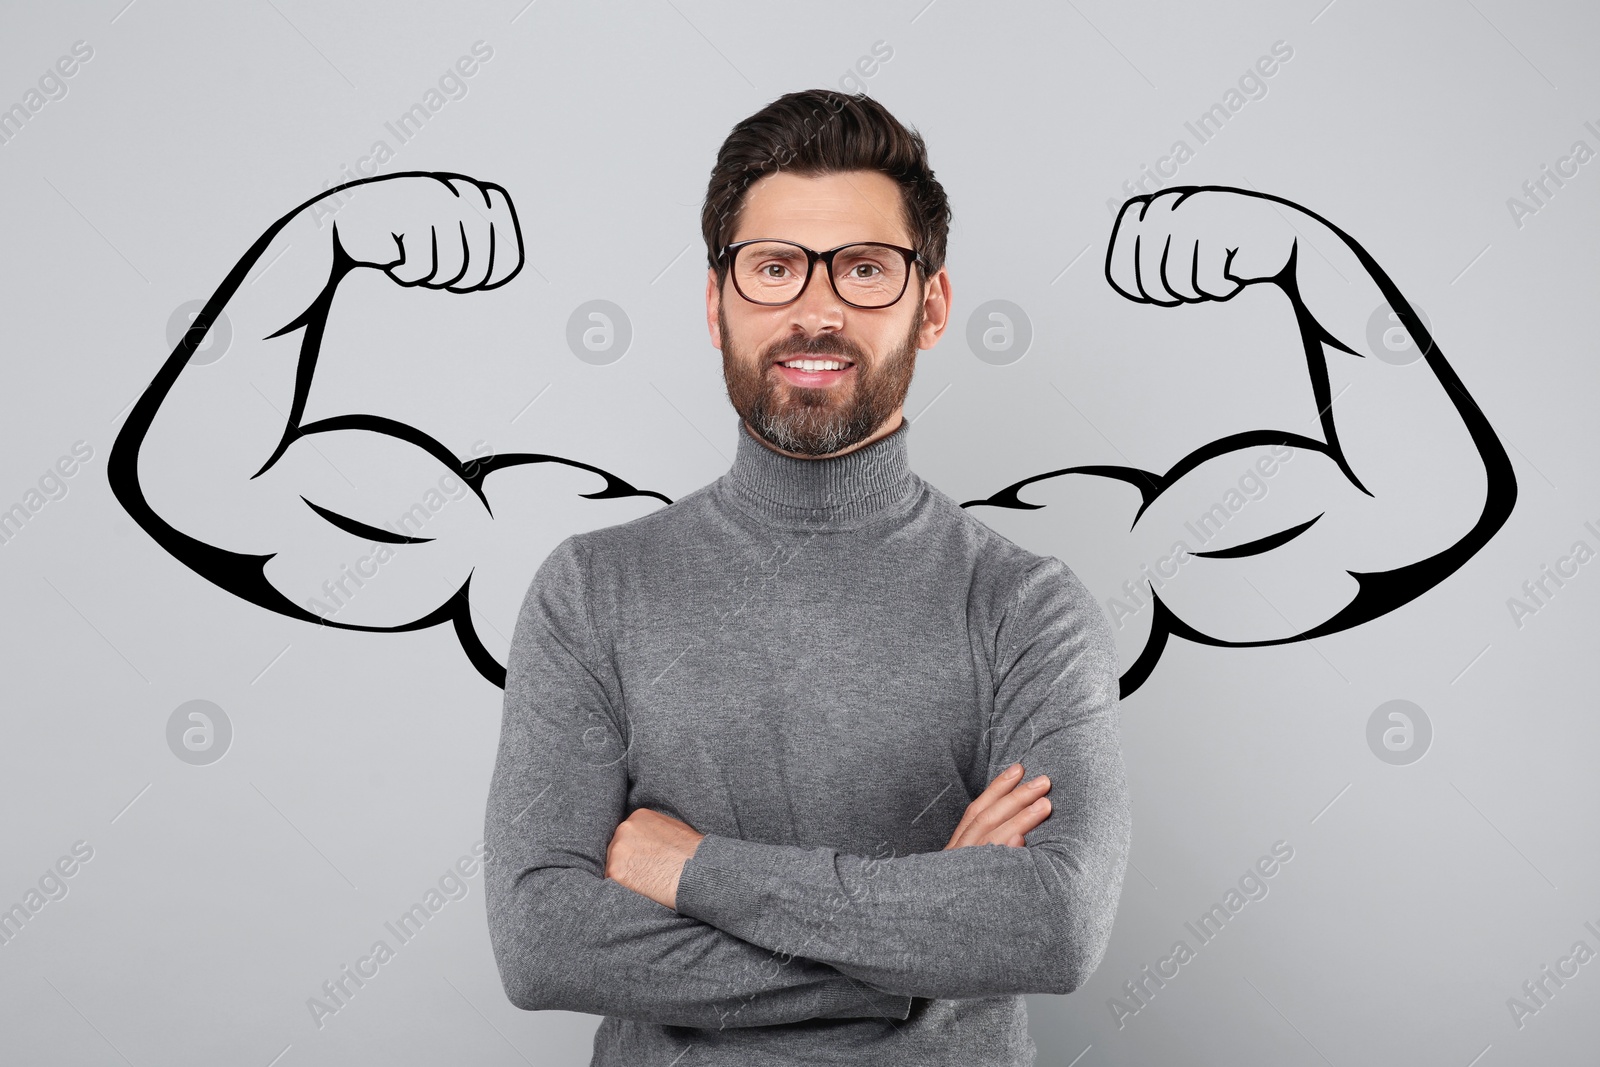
[
  {"left": 773, "top": 357, "right": 855, "bottom": 370},
  {"left": 772, "top": 357, "right": 856, "bottom": 387}
]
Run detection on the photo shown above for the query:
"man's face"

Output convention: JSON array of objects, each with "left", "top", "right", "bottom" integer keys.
[{"left": 706, "top": 170, "right": 950, "bottom": 457}]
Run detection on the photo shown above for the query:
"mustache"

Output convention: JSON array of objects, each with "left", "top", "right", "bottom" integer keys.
[{"left": 766, "top": 336, "right": 866, "bottom": 362}]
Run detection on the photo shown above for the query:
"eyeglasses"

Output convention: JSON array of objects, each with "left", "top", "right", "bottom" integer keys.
[{"left": 718, "top": 239, "right": 925, "bottom": 309}]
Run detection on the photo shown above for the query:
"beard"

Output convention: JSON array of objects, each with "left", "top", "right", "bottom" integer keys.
[{"left": 718, "top": 294, "right": 923, "bottom": 457}]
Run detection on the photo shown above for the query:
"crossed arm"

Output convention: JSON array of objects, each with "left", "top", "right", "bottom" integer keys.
[
  {"left": 604, "top": 758, "right": 1056, "bottom": 912},
  {"left": 484, "top": 537, "right": 1131, "bottom": 1023},
  {"left": 484, "top": 536, "right": 915, "bottom": 1027}
]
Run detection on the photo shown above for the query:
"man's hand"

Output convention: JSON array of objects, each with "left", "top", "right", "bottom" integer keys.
[
  {"left": 330, "top": 172, "right": 523, "bottom": 291},
  {"left": 605, "top": 808, "right": 706, "bottom": 910},
  {"left": 1106, "top": 186, "right": 1298, "bottom": 307},
  {"left": 944, "top": 763, "right": 1053, "bottom": 850}
]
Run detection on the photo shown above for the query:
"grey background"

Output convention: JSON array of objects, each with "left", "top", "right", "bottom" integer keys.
[{"left": 2, "top": 1, "right": 1597, "bottom": 1064}]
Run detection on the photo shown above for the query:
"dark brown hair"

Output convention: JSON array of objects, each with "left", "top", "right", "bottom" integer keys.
[{"left": 701, "top": 89, "right": 952, "bottom": 286}]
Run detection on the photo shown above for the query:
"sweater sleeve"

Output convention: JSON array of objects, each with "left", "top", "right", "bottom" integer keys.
[
  {"left": 673, "top": 555, "right": 1133, "bottom": 999},
  {"left": 484, "top": 535, "right": 915, "bottom": 1027}
]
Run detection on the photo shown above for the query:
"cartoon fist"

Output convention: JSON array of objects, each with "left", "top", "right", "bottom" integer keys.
[
  {"left": 1106, "top": 186, "right": 1299, "bottom": 306},
  {"left": 331, "top": 171, "right": 523, "bottom": 291}
]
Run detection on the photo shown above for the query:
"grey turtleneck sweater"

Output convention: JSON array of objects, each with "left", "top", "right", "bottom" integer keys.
[{"left": 484, "top": 414, "right": 1131, "bottom": 1066}]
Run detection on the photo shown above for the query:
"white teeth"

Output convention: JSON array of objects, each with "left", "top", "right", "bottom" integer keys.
[{"left": 780, "top": 359, "right": 850, "bottom": 371}]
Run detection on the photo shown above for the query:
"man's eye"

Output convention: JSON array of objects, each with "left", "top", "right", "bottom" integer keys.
[
  {"left": 761, "top": 264, "right": 790, "bottom": 277},
  {"left": 850, "top": 264, "right": 883, "bottom": 278}
]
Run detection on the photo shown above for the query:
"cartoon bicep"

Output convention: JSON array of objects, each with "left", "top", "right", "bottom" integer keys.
[
  {"left": 1131, "top": 444, "right": 1395, "bottom": 643},
  {"left": 262, "top": 439, "right": 670, "bottom": 641},
  {"left": 248, "top": 428, "right": 488, "bottom": 628}
]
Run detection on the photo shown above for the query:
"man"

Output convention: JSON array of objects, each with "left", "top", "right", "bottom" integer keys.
[{"left": 484, "top": 89, "right": 1132, "bottom": 1066}]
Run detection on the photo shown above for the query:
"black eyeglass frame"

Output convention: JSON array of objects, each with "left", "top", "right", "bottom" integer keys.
[{"left": 717, "top": 238, "right": 928, "bottom": 309}]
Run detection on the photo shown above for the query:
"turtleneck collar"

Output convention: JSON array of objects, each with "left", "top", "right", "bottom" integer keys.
[{"left": 717, "top": 415, "right": 920, "bottom": 529}]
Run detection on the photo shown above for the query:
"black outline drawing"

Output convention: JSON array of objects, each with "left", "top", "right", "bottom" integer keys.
[
  {"left": 109, "top": 173, "right": 668, "bottom": 689},
  {"left": 111, "top": 177, "right": 1515, "bottom": 699},
  {"left": 961, "top": 187, "right": 1516, "bottom": 697}
]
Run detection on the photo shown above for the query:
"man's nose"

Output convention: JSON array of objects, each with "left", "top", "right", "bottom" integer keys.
[{"left": 787, "top": 266, "right": 847, "bottom": 332}]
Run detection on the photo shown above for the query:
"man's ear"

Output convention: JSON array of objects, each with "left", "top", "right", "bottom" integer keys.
[
  {"left": 705, "top": 268, "right": 723, "bottom": 349},
  {"left": 918, "top": 266, "right": 952, "bottom": 350}
]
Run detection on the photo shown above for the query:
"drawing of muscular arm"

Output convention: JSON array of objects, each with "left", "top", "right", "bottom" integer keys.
[
  {"left": 965, "top": 187, "right": 1516, "bottom": 697},
  {"left": 108, "top": 172, "right": 668, "bottom": 687}
]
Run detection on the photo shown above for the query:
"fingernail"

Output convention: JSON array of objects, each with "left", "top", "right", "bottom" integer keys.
[{"left": 1006, "top": 763, "right": 1022, "bottom": 777}]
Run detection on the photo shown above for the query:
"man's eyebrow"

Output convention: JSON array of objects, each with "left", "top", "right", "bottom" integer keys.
[{"left": 749, "top": 243, "right": 804, "bottom": 255}]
